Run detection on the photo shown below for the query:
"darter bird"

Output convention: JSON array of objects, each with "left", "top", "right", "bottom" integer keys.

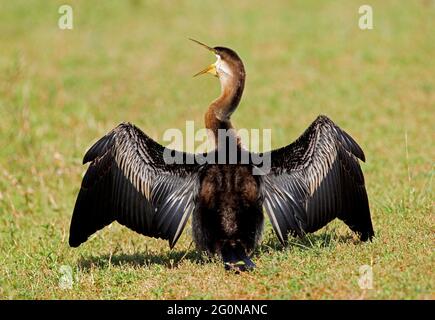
[{"left": 69, "top": 39, "right": 374, "bottom": 271}]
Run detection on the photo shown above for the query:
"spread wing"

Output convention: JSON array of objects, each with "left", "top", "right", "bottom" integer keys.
[
  {"left": 260, "top": 115, "right": 374, "bottom": 244},
  {"left": 69, "top": 122, "right": 202, "bottom": 248}
]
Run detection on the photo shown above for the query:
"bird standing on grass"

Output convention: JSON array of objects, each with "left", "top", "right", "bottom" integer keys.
[{"left": 69, "top": 39, "right": 374, "bottom": 272}]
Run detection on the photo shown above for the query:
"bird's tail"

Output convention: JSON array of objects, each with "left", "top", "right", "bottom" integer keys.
[{"left": 221, "top": 241, "right": 255, "bottom": 272}]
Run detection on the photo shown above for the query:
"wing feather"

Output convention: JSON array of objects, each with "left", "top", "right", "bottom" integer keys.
[
  {"left": 260, "top": 115, "right": 374, "bottom": 244},
  {"left": 69, "top": 123, "right": 202, "bottom": 248}
]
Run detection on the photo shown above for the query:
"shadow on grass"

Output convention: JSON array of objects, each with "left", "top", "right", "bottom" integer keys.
[
  {"left": 256, "top": 230, "right": 357, "bottom": 255},
  {"left": 78, "top": 248, "right": 205, "bottom": 271},
  {"left": 78, "top": 231, "right": 358, "bottom": 271}
]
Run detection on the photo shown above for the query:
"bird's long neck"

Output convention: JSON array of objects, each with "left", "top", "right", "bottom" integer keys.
[{"left": 205, "top": 72, "right": 245, "bottom": 146}]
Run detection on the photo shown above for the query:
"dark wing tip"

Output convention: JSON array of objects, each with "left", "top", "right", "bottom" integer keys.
[
  {"left": 68, "top": 235, "right": 83, "bottom": 248},
  {"left": 68, "top": 217, "right": 88, "bottom": 247},
  {"left": 83, "top": 135, "right": 114, "bottom": 164},
  {"left": 359, "top": 225, "right": 375, "bottom": 242},
  {"left": 340, "top": 129, "right": 366, "bottom": 162},
  {"left": 82, "top": 128, "right": 120, "bottom": 164},
  {"left": 169, "top": 239, "right": 176, "bottom": 249},
  {"left": 359, "top": 231, "right": 374, "bottom": 242}
]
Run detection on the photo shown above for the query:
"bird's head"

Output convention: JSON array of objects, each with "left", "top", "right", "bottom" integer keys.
[{"left": 190, "top": 38, "right": 245, "bottom": 84}]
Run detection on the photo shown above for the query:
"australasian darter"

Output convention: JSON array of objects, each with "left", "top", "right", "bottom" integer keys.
[{"left": 69, "top": 39, "right": 374, "bottom": 271}]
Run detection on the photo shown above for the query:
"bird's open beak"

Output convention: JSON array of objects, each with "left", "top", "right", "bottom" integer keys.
[
  {"left": 189, "top": 38, "right": 218, "bottom": 77},
  {"left": 193, "top": 63, "right": 217, "bottom": 77}
]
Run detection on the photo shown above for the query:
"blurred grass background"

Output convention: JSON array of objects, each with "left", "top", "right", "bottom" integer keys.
[{"left": 0, "top": 0, "right": 433, "bottom": 299}]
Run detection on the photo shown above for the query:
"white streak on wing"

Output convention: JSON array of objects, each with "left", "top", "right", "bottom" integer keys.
[
  {"left": 172, "top": 193, "right": 194, "bottom": 243},
  {"left": 264, "top": 196, "right": 284, "bottom": 242},
  {"left": 307, "top": 132, "right": 338, "bottom": 196},
  {"left": 110, "top": 129, "right": 197, "bottom": 245}
]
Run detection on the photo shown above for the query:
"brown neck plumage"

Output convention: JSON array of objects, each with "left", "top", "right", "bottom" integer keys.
[{"left": 205, "top": 69, "right": 245, "bottom": 147}]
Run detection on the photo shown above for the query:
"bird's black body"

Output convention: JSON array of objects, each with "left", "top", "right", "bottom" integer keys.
[
  {"left": 69, "top": 42, "right": 374, "bottom": 271},
  {"left": 193, "top": 162, "right": 264, "bottom": 269}
]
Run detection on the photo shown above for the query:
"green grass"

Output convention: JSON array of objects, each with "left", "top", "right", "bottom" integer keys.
[{"left": 0, "top": 0, "right": 433, "bottom": 299}]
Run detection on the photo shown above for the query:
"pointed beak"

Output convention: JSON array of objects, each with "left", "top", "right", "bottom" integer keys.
[
  {"left": 189, "top": 38, "right": 216, "bottom": 54},
  {"left": 193, "top": 63, "right": 217, "bottom": 77},
  {"left": 189, "top": 38, "right": 218, "bottom": 77}
]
